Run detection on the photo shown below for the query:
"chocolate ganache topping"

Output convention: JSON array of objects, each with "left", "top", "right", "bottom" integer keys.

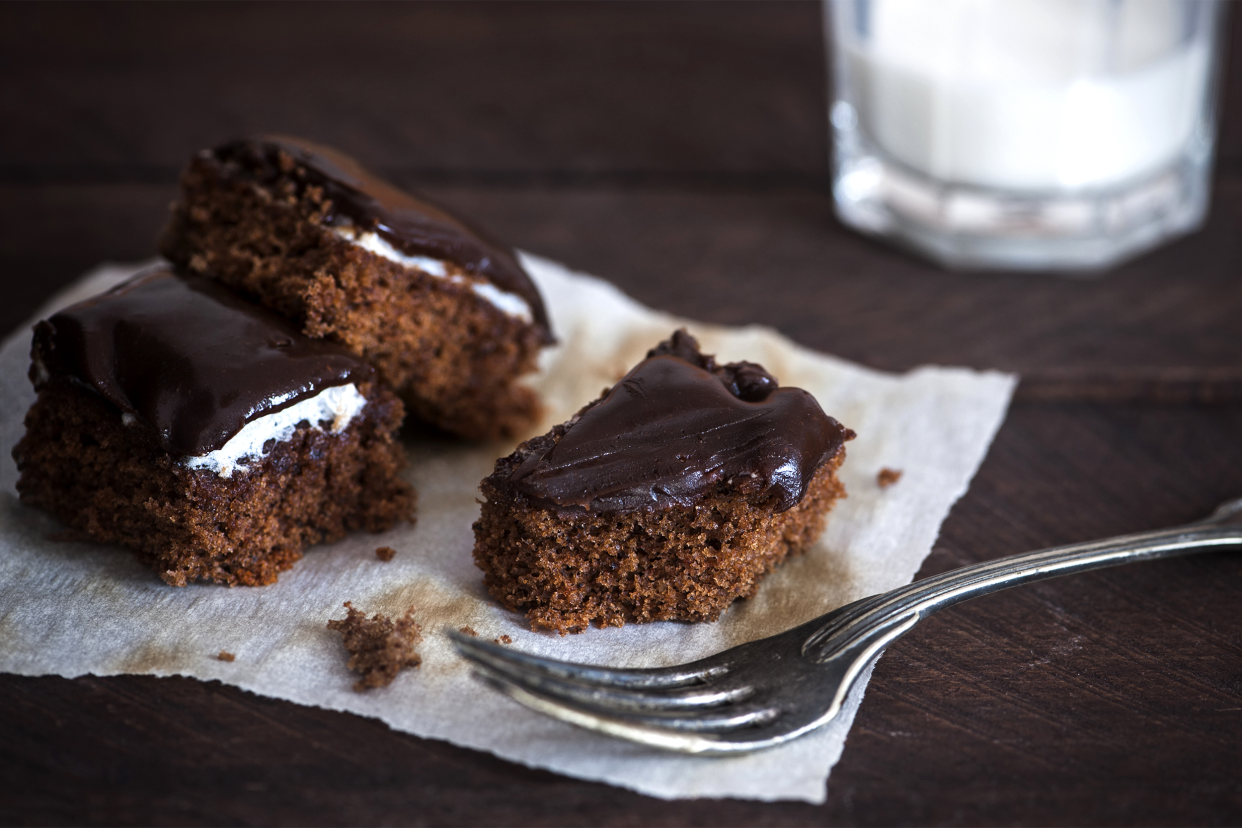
[
  {"left": 32, "top": 265, "right": 374, "bottom": 456},
  {"left": 212, "top": 135, "right": 553, "bottom": 340},
  {"left": 509, "top": 330, "right": 854, "bottom": 514}
]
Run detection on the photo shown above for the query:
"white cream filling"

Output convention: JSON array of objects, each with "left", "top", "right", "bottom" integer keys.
[
  {"left": 330, "top": 224, "right": 534, "bottom": 324},
  {"left": 469, "top": 282, "right": 532, "bottom": 319},
  {"left": 341, "top": 227, "right": 447, "bottom": 277},
  {"left": 181, "top": 383, "right": 367, "bottom": 478}
]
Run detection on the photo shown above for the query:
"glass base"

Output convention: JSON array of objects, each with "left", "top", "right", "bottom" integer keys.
[{"left": 831, "top": 127, "right": 1213, "bottom": 273}]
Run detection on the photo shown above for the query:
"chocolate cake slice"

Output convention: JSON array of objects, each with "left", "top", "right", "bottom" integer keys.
[
  {"left": 472, "top": 330, "right": 854, "bottom": 633},
  {"left": 13, "top": 265, "right": 415, "bottom": 587},
  {"left": 160, "top": 135, "right": 554, "bottom": 441}
]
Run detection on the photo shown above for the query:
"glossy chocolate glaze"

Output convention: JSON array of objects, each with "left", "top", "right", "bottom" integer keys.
[
  {"left": 32, "top": 265, "right": 373, "bottom": 456},
  {"left": 211, "top": 135, "right": 552, "bottom": 339},
  {"left": 510, "top": 331, "right": 853, "bottom": 514}
]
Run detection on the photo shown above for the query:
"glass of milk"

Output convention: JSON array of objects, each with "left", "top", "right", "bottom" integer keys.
[{"left": 827, "top": 0, "right": 1226, "bottom": 271}]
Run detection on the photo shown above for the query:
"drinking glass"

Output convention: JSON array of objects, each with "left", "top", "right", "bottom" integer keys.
[{"left": 826, "top": 0, "right": 1227, "bottom": 271}]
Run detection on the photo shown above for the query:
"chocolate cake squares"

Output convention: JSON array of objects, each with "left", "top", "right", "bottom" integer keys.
[
  {"left": 473, "top": 330, "right": 854, "bottom": 633},
  {"left": 12, "top": 265, "right": 414, "bottom": 586},
  {"left": 160, "top": 135, "right": 554, "bottom": 441}
]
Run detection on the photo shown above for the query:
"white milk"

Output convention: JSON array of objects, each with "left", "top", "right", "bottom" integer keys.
[{"left": 845, "top": 0, "right": 1211, "bottom": 191}]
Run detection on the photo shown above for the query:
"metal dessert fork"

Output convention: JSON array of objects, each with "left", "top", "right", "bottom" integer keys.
[{"left": 450, "top": 498, "right": 1242, "bottom": 755}]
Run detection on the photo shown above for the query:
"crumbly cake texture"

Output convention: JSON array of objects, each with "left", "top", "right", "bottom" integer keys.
[
  {"left": 472, "top": 331, "right": 851, "bottom": 634},
  {"left": 475, "top": 445, "right": 846, "bottom": 633},
  {"left": 160, "top": 147, "right": 547, "bottom": 441},
  {"left": 14, "top": 379, "right": 414, "bottom": 587},
  {"left": 327, "top": 602, "right": 422, "bottom": 691}
]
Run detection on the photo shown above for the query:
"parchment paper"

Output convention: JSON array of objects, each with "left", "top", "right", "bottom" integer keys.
[{"left": 0, "top": 254, "right": 1015, "bottom": 804}]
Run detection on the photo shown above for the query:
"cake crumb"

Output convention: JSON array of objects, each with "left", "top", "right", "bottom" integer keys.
[
  {"left": 877, "top": 467, "right": 903, "bottom": 488},
  {"left": 216, "top": 651, "right": 236, "bottom": 662},
  {"left": 375, "top": 546, "right": 396, "bottom": 562},
  {"left": 327, "top": 601, "right": 422, "bottom": 691},
  {"left": 494, "top": 635, "right": 513, "bottom": 645},
  {"left": 459, "top": 626, "right": 479, "bottom": 637}
]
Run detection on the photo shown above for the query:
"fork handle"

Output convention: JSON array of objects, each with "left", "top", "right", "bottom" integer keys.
[{"left": 802, "top": 502, "right": 1242, "bottom": 662}]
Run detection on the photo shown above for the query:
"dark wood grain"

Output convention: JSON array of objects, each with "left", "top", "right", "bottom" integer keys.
[
  {"left": 2, "top": 1, "right": 1238, "bottom": 176},
  {"left": 2, "top": 2, "right": 1241, "bottom": 825},
  {"left": 0, "top": 2, "right": 828, "bottom": 179}
]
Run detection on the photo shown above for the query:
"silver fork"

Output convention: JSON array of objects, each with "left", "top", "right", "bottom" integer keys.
[{"left": 450, "top": 498, "right": 1242, "bottom": 755}]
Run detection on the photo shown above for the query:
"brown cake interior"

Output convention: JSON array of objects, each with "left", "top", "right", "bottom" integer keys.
[
  {"left": 161, "top": 153, "right": 545, "bottom": 441},
  {"left": 14, "top": 379, "right": 415, "bottom": 587},
  {"left": 473, "top": 423, "right": 848, "bottom": 634},
  {"left": 327, "top": 602, "right": 422, "bottom": 691}
]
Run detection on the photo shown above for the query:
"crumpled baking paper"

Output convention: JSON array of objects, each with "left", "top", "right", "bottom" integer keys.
[{"left": 0, "top": 254, "right": 1015, "bottom": 804}]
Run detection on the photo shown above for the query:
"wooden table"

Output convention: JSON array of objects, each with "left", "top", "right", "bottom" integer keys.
[{"left": 3, "top": 3, "right": 1241, "bottom": 824}]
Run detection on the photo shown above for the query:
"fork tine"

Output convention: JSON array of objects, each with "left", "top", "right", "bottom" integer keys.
[
  {"left": 456, "top": 639, "right": 751, "bottom": 713},
  {"left": 477, "top": 671, "right": 799, "bottom": 754},
  {"left": 448, "top": 629, "right": 728, "bottom": 690},
  {"left": 474, "top": 667, "right": 780, "bottom": 733}
]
